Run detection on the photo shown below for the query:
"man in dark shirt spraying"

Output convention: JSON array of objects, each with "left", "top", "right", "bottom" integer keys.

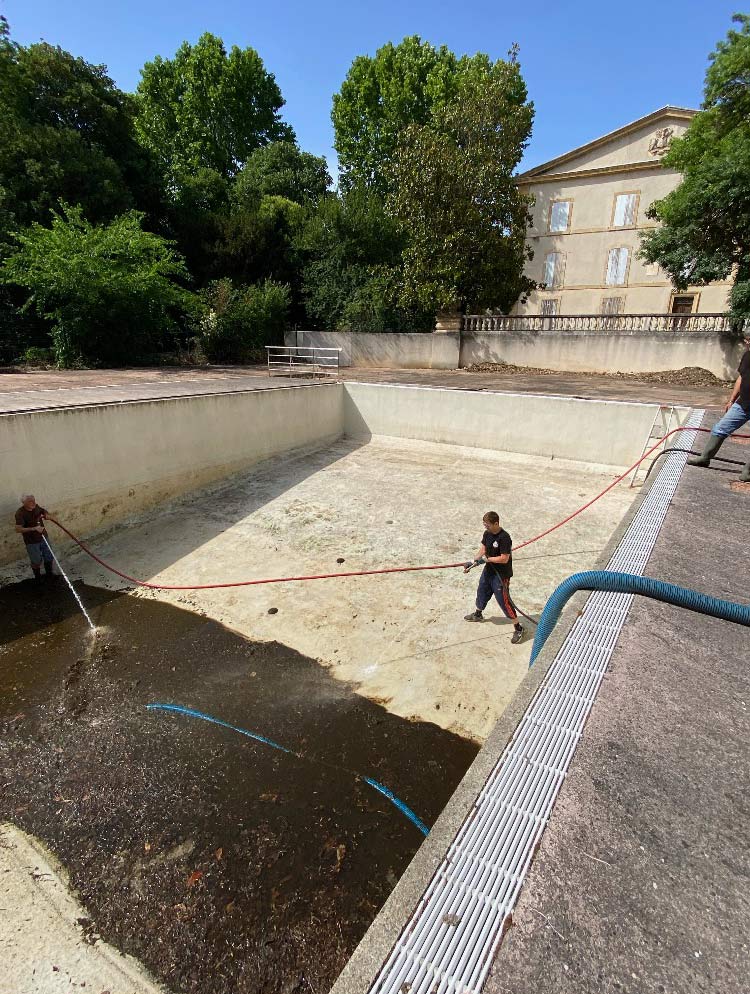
[
  {"left": 464, "top": 511, "right": 524, "bottom": 644},
  {"left": 14, "top": 494, "right": 55, "bottom": 581},
  {"left": 689, "top": 333, "right": 750, "bottom": 481}
]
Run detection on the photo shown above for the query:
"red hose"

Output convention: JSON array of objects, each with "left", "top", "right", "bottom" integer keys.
[{"left": 47, "top": 424, "right": 748, "bottom": 591}]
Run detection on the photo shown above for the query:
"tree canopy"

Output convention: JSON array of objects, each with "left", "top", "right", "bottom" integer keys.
[
  {"left": 135, "top": 33, "right": 293, "bottom": 185},
  {"left": 233, "top": 142, "right": 331, "bottom": 206},
  {"left": 0, "top": 25, "right": 159, "bottom": 228},
  {"left": 332, "top": 36, "right": 517, "bottom": 194},
  {"left": 0, "top": 17, "right": 538, "bottom": 365},
  {"left": 640, "top": 14, "right": 750, "bottom": 319},
  {"left": 388, "top": 58, "right": 534, "bottom": 313}
]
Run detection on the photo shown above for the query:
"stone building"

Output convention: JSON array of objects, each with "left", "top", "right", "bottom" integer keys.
[{"left": 513, "top": 107, "right": 732, "bottom": 316}]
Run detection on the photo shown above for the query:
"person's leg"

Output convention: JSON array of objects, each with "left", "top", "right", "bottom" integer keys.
[
  {"left": 493, "top": 576, "right": 525, "bottom": 642},
  {"left": 689, "top": 404, "right": 749, "bottom": 466},
  {"left": 466, "top": 567, "right": 493, "bottom": 620},
  {"left": 41, "top": 539, "right": 55, "bottom": 576},
  {"left": 26, "top": 542, "right": 42, "bottom": 581}
]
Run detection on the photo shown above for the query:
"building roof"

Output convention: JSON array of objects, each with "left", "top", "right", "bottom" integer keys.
[{"left": 518, "top": 105, "right": 697, "bottom": 181}]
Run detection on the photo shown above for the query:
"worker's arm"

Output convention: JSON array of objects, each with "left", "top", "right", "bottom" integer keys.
[
  {"left": 725, "top": 374, "right": 742, "bottom": 412},
  {"left": 15, "top": 524, "right": 44, "bottom": 534},
  {"left": 486, "top": 551, "right": 511, "bottom": 565},
  {"left": 464, "top": 543, "right": 488, "bottom": 572}
]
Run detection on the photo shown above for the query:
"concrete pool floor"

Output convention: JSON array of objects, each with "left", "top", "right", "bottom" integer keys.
[{"left": 40, "top": 435, "right": 638, "bottom": 743}]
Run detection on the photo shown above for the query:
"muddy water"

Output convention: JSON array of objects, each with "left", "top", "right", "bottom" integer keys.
[{"left": 0, "top": 579, "right": 478, "bottom": 994}]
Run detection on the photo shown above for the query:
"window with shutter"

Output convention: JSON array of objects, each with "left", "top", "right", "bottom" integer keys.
[
  {"left": 612, "top": 193, "right": 637, "bottom": 227},
  {"left": 543, "top": 252, "right": 564, "bottom": 288},
  {"left": 549, "top": 200, "right": 572, "bottom": 232},
  {"left": 601, "top": 296, "right": 625, "bottom": 315},
  {"left": 606, "top": 247, "right": 629, "bottom": 285}
]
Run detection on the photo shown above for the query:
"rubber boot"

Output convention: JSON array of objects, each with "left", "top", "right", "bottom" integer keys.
[
  {"left": 44, "top": 560, "right": 55, "bottom": 579},
  {"left": 740, "top": 460, "right": 750, "bottom": 483},
  {"left": 687, "top": 433, "right": 724, "bottom": 467},
  {"left": 32, "top": 569, "right": 42, "bottom": 584}
]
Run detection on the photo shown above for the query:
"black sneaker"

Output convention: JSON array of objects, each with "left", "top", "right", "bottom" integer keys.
[
  {"left": 511, "top": 626, "right": 524, "bottom": 644},
  {"left": 464, "top": 610, "right": 484, "bottom": 622}
]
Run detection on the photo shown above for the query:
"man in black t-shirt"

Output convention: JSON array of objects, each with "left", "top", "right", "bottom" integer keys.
[
  {"left": 463, "top": 511, "right": 524, "bottom": 644},
  {"left": 689, "top": 333, "right": 750, "bottom": 480}
]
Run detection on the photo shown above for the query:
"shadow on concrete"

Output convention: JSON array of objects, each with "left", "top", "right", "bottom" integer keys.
[{"left": 46, "top": 437, "right": 369, "bottom": 590}]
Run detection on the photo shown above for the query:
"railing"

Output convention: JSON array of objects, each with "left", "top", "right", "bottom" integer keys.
[
  {"left": 462, "top": 313, "right": 745, "bottom": 334},
  {"left": 266, "top": 345, "right": 341, "bottom": 378}
]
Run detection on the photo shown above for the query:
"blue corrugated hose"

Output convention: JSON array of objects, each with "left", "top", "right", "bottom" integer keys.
[{"left": 529, "top": 571, "right": 750, "bottom": 667}]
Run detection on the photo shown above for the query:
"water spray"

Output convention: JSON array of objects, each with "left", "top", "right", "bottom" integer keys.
[{"left": 42, "top": 536, "right": 97, "bottom": 634}]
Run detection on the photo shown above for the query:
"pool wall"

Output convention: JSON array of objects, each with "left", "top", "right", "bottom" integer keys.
[{"left": 1, "top": 381, "right": 691, "bottom": 566}]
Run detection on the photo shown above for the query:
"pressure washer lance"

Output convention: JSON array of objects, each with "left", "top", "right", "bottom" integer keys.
[{"left": 462, "top": 556, "right": 537, "bottom": 627}]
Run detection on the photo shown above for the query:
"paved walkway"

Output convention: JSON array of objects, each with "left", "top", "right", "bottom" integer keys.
[
  {"left": 0, "top": 365, "right": 728, "bottom": 413},
  {"left": 483, "top": 422, "right": 750, "bottom": 994}
]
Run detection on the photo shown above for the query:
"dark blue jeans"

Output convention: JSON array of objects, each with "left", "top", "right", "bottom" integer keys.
[{"left": 476, "top": 566, "right": 518, "bottom": 621}]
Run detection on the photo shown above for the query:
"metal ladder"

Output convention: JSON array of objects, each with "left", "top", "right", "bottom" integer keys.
[{"left": 629, "top": 405, "right": 678, "bottom": 487}]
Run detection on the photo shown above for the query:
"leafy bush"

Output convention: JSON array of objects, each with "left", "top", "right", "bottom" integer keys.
[
  {"left": 0, "top": 203, "right": 192, "bottom": 367},
  {"left": 21, "top": 345, "right": 54, "bottom": 366},
  {"left": 339, "top": 270, "right": 434, "bottom": 332},
  {"left": 196, "top": 278, "right": 290, "bottom": 362}
]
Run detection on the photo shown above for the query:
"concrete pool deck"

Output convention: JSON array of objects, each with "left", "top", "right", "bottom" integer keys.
[{"left": 0, "top": 364, "right": 729, "bottom": 413}]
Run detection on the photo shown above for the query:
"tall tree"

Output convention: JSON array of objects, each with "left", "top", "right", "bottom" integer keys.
[
  {"left": 298, "top": 186, "right": 432, "bottom": 331},
  {"left": 0, "top": 22, "right": 160, "bottom": 229},
  {"left": 136, "top": 33, "right": 293, "bottom": 186},
  {"left": 233, "top": 141, "right": 331, "bottom": 206},
  {"left": 388, "top": 59, "right": 534, "bottom": 313},
  {"left": 332, "top": 37, "right": 520, "bottom": 194},
  {"left": 640, "top": 15, "right": 750, "bottom": 319}
]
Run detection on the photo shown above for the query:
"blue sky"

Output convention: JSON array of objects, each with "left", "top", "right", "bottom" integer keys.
[{"left": 5, "top": 0, "right": 740, "bottom": 176}]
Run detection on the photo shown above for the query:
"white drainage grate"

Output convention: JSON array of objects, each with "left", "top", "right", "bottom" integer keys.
[{"left": 370, "top": 411, "right": 704, "bottom": 994}]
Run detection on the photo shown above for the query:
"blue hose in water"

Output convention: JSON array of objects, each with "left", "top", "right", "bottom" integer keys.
[
  {"left": 529, "top": 571, "right": 750, "bottom": 667},
  {"left": 147, "top": 703, "right": 429, "bottom": 835}
]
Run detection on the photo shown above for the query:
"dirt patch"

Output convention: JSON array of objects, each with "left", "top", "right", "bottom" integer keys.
[
  {"left": 729, "top": 480, "right": 750, "bottom": 493},
  {"left": 462, "top": 361, "right": 732, "bottom": 387},
  {"left": 0, "top": 579, "right": 478, "bottom": 994}
]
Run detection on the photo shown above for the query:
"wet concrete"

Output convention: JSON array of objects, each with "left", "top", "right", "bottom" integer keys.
[{"left": 0, "top": 579, "right": 478, "bottom": 994}]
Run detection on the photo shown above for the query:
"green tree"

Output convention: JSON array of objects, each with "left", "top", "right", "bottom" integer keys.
[
  {"left": 165, "top": 167, "right": 231, "bottom": 287},
  {"left": 388, "top": 60, "right": 534, "bottom": 313},
  {"left": 233, "top": 142, "right": 331, "bottom": 205},
  {"left": 136, "top": 33, "right": 293, "bottom": 185},
  {"left": 298, "top": 187, "right": 432, "bottom": 331},
  {"left": 219, "top": 195, "right": 304, "bottom": 281},
  {"left": 332, "top": 36, "right": 520, "bottom": 194},
  {"left": 0, "top": 23, "right": 161, "bottom": 229},
  {"left": 196, "top": 278, "right": 290, "bottom": 362},
  {"left": 1, "top": 204, "right": 191, "bottom": 367},
  {"left": 640, "top": 15, "right": 750, "bottom": 320}
]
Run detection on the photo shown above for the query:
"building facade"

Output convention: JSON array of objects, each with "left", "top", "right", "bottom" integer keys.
[{"left": 514, "top": 107, "right": 732, "bottom": 316}]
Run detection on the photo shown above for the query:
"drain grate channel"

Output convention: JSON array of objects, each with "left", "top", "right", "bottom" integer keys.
[{"left": 370, "top": 411, "right": 703, "bottom": 994}]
